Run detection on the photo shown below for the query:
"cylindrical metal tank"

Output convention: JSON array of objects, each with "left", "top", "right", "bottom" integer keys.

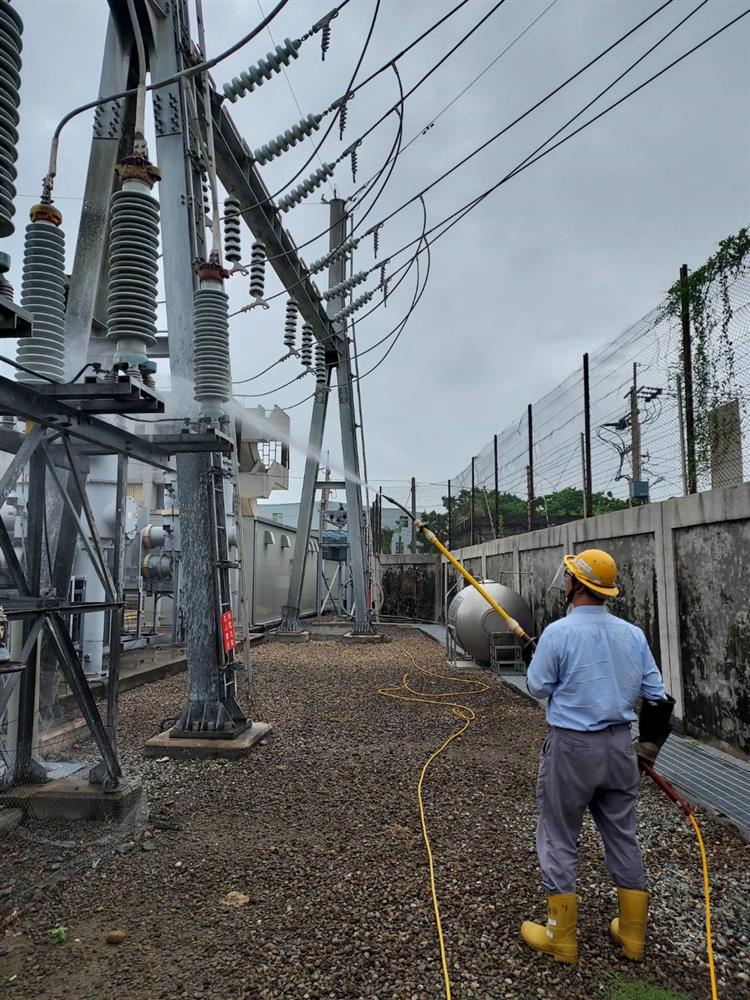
[{"left": 447, "top": 581, "right": 532, "bottom": 664}]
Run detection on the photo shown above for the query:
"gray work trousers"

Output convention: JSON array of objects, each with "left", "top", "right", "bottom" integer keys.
[{"left": 536, "top": 723, "right": 645, "bottom": 895}]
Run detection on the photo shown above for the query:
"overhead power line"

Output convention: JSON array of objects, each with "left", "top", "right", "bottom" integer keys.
[
  {"left": 346, "top": 3, "right": 750, "bottom": 381},
  {"left": 350, "top": 0, "right": 561, "bottom": 204},
  {"left": 260, "top": 0, "right": 676, "bottom": 268}
]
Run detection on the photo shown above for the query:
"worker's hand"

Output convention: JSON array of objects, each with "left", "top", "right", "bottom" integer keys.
[{"left": 633, "top": 739, "right": 660, "bottom": 764}]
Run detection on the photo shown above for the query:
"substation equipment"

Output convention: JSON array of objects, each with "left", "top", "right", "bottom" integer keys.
[
  {"left": 446, "top": 581, "right": 533, "bottom": 671},
  {"left": 0, "top": 0, "right": 374, "bottom": 794}
]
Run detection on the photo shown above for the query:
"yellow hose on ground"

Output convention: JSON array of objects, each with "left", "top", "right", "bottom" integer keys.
[
  {"left": 379, "top": 641, "right": 489, "bottom": 1000},
  {"left": 688, "top": 813, "right": 718, "bottom": 1000}
]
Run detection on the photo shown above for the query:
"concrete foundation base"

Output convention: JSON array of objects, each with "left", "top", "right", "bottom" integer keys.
[
  {"left": 144, "top": 721, "right": 272, "bottom": 760},
  {"left": 270, "top": 631, "right": 311, "bottom": 644},
  {"left": 0, "top": 776, "right": 143, "bottom": 822},
  {"left": 341, "top": 632, "right": 388, "bottom": 644}
]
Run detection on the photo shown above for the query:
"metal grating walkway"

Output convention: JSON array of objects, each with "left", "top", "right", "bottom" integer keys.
[{"left": 416, "top": 625, "right": 750, "bottom": 840}]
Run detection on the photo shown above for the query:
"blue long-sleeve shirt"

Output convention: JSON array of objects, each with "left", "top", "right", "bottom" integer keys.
[{"left": 526, "top": 605, "right": 666, "bottom": 732}]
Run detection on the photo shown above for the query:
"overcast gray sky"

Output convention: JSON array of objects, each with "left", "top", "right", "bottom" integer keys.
[{"left": 7, "top": 0, "right": 750, "bottom": 512}]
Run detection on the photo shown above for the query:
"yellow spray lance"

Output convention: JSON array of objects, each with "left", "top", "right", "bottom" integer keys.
[
  {"left": 381, "top": 495, "right": 719, "bottom": 1000},
  {"left": 381, "top": 495, "right": 536, "bottom": 650}
]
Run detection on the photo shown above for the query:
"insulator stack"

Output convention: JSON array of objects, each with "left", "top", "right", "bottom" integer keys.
[
  {"left": 373, "top": 226, "right": 380, "bottom": 259},
  {"left": 0, "top": 0, "right": 22, "bottom": 239},
  {"left": 253, "top": 113, "right": 322, "bottom": 165},
  {"left": 314, "top": 342, "right": 326, "bottom": 383},
  {"left": 332, "top": 289, "right": 374, "bottom": 324},
  {"left": 223, "top": 196, "right": 242, "bottom": 263},
  {"left": 300, "top": 323, "right": 313, "bottom": 366},
  {"left": 284, "top": 298, "right": 297, "bottom": 349},
  {"left": 249, "top": 239, "right": 266, "bottom": 298},
  {"left": 321, "top": 270, "right": 368, "bottom": 301},
  {"left": 321, "top": 23, "right": 331, "bottom": 61},
  {"left": 308, "top": 234, "right": 361, "bottom": 275},
  {"left": 193, "top": 269, "right": 230, "bottom": 417},
  {"left": 223, "top": 38, "right": 302, "bottom": 103},
  {"left": 380, "top": 263, "right": 388, "bottom": 305},
  {"left": 17, "top": 205, "right": 66, "bottom": 383},
  {"left": 106, "top": 173, "right": 160, "bottom": 371},
  {"left": 277, "top": 163, "right": 335, "bottom": 213},
  {"left": 338, "top": 98, "right": 348, "bottom": 140}
]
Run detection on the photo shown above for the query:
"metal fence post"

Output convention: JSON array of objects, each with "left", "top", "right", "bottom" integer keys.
[
  {"left": 447, "top": 480, "right": 452, "bottom": 550},
  {"left": 493, "top": 433, "right": 499, "bottom": 537},
  {"left": 527, "top": 404, "right": 534, "bottom": 532},
  {"left": 470, "top": 458, "right": 476, "bottom": 546},
  {"left": 580, "top": 432, "right": 587, "bottom": 517},
  {"left": 410, "top": 477, "right": 417, "bottom": 554},
  {"left": 680, "top": 264, "right": 697, "bottom": 493},
  {"left": 583, "top": 353, "right": 593, "bottom": 517}
]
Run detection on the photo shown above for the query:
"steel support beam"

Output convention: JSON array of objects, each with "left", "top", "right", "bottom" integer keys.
[
  {"left": 277, "top": 375, "right": 330, "bottom": 632},
  {"left": 151, "top": 1, "right": 246, "bottom": 736},
  {"left": 13, "top": 449, "right": 47, "bottom": 784},
  {"left": 0, "top": 376, "right": 173, "bottom": 469},
  {"left": 330, "top": 200, "right": 373, "bottom": 634},
  {"left": 63, "top": 11, "right": 134, "bottom": 379}
]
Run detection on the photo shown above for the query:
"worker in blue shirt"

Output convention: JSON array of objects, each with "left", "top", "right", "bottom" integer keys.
[{"left": 520, "top": 548, "right": 673, "bottom": 965}]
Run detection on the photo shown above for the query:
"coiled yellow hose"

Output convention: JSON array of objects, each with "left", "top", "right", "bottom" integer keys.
[{"left": 379, "top": 641, "right": 489, "bottom": 1000}]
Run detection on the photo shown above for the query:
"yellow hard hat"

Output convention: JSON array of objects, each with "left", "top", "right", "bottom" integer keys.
[{"left": 563, "top": 548, "right": 619, "bottom": 598}]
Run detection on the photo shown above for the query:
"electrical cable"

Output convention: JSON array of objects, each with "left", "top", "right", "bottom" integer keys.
[
  {"left": 42, "top": 0, "right": 294, "bottom": 195},
  {"left": 355, "top": 225, "right": 432, "bottom": 380},
  {"left": 349, "top": 0, "right": 560, "bottom": 203},
  {"left": 195, "top": 0, "right": 224, "bottom": 259},
  {"left": 391, "top": 2, "right": 750, "bottom": 272},
  {"left": 256, "top": 0, "right": 674, "bottom": 270},
  {"left": 354, "top": 0, "right": 507, "bottom": 152},
  {"left": 341, "top": 0, "right": 677, "bottom": 246},
  {"left": 238, "top": 194, "right": 426, "bottom": 398},
  {"left": 338, "top": 0, "right": 750, "bottom": 363},
  {"left": 243, "top": 0, "right": 507, "bottom": 258},
  {"left": 124, "top": 0, "right": 148, "bottom": 150},
  {"left": 378, "top": 640, "right": 490, "bottom": 1000}
]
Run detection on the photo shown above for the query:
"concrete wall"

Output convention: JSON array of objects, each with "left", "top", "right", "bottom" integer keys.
[
  {"left": 450, "top": 483, "right": 750, "bottom": 753},
  {"left": 244, "top": 517, "right": 338, "bottom": 627}
]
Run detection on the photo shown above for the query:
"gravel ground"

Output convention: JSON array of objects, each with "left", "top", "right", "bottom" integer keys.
[{"left": 1, "top": 630, "right": 749, "bottom": 1000}]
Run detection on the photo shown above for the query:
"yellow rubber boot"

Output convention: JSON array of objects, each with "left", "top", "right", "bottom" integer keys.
[
  {"left": 610, "top": 887, "right": 650, "bottom": 961},
  {"left": 521, "top": 893, "right": 577, "bottom": 963}
]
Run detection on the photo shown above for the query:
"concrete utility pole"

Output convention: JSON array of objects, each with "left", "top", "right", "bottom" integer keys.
[
  {"left": 316, "top": 456, "right": 330, "bottom": 614},
  {"left": 630, "top": 363, "right": 642, "bottom": 485},
  {"left": 278, "top": 201, "right": 373, "bottom": 634},
  {"left": 330, "top": 199, "right": 373, "bottom": 634},
  {"left": 410, "top": 477, "right": 417, "bottom": 554}
]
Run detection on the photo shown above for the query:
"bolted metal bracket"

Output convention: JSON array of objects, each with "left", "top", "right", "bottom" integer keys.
[{"left": 153, "top": 84, "right": 183, "bottom": 137}]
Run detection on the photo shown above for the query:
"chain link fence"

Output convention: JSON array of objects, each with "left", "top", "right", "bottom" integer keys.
[{"left": 448, "top": 260, "right": 750, "bottom": 550}]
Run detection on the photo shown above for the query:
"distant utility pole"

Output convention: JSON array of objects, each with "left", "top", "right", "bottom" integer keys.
[
  {"left": 580, "top": 432, "right": 587, "bottom": 517},
  {"left": 680, "top": 264, "right": 697, "bottom": 494},
  {"left": 316, "top": 454, "right": 330, "bottom": 615},
  {"left": 630, "top": 362, "right": 642, "bottom": 486},
  {"left": 410, "top": 477, "right": 417, "bottom": 554}
]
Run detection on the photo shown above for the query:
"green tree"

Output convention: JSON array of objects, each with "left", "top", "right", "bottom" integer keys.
[{"left": 380, "top": 525, "right": 394, "bottom": 554}]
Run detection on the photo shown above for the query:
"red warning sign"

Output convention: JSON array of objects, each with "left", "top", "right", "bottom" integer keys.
[{"left": 221, "top": 610, "right": 236, "bottom": 654}]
